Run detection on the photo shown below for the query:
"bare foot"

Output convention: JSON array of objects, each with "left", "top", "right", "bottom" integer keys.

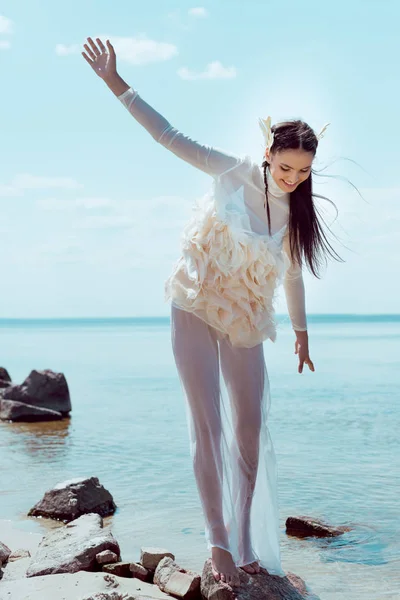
[
  {"left": 240, "top": 560, "right": 261, "bottom": 574},
  {"left": 211, "top": 547, "right": 241, "bottom": 587}
]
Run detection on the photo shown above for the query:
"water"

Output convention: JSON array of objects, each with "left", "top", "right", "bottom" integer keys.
[{"left": 0, "top": 315, "right": 399, "bottom": 599}]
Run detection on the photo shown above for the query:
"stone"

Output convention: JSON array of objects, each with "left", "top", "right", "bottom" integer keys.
[
  {"left": 154, "top": 556, "right": 201, "bottom": 599},
  {"left": 130, "top": 561, "right": 152, "bottom": 582},
  {"left": 140, "top": 547, "right": 175, "bottom": 572},
  {"left": 102, "top": 562, "right": 132, "bottom": 578},
  {"left": 200, "top": 558, "right": 309, "bottom": 599},
  {"left": 28, "top": 476, "right": 116, "bottom": 522},
  {"left": 285, "top": 515, "right": 352, "bottom": 538},
  {"left": 2, "top": 369, "right": 71, "bottom": 415},
  {"left": 96, "top": 550, "right": 119, "bottom": 565},
  {"left": 0, "top": 399, "right": 63, "bottom": 422},
  {"left": 8, "top": 548, "right": 31, "bottom": 561},
  {"left": 0, "top": 540, "right": 11, "bottom": 564},
  {"left": 26, "top": 513, "right": 120, "bottom": 577}
]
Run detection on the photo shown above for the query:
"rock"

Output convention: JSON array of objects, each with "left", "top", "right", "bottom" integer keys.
[
  {"left": 130, "top": 562, "right": 152, "bottom": 582},
  {"left": 80, "top": 594, "right": 136, "bottom": 600},
  {"left": 154, "top": 556, "right": 200, "bottom": 599},
  {"left": 1, "top": 556, "right": 31, "bottom": 581},
  {"left": 0, "top": 540, "right": 11, "bottom": 563},
  {"left": 2, "top": 369, "right": 71, "bottom": 415},
  {"left": 28, "top": 476, "right": 117, "bottom": 522},
  {"left": 0, "top": 379, "right": 10, "bottom": 389},
  {"left": 0, "top": 398, "right": 63, "bottom": 422},
  {"left": 102, "top": 562, "right": 132, "bottom": 578},
  {"left": 200, "top": 558, "right": 309, "bottom": 599},
  {"left": 26, "top": 513, "right": 120, "bottom": 577},
  {"left": 0, "top": 367, "right": 11, "bottom": 383},
  {"left": 286, "top": 516, "right": 351, "bottom": 538},
  {"left": 8, "top": 548, "right": 31, "bottom": 561},
  {"left": 140, "top": 547, "right": 175, "bottom": 572},
  {"left": 97, "top": 550, "right": 119, "bottom": 565}
]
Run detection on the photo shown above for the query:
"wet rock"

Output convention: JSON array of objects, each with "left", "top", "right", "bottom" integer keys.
[
  {"left": 200, "top": 558, "right": 309, "bottom": 599},
  {"left": 2, "top": 369, "right": 71, "bottom": 415},
  {"left": 0, "top": 399, "right": 63, "bottom": 422},
  {"left": 96, "top": 550, "right": 119, "bottom": 565},
  {"left": 102, "top": 562, "right": 132, "bottom": 578},
  {"left": 26, "top": 513, "right": 120, "bottom": 577},
  {"left": 154, "top": 556, "right": 201, "bottom": 599},
  {"left": 28, "top": 476, "right": 116, "bottom": 522},
  {"left": 130, "top": 561, "right": 152, "bottom": 582},
  {"left": 286, "top": 515, "right": 351, "bottom": 538},
  {"left": 140, "top": 547, "right": 175, "bottom": 572}
]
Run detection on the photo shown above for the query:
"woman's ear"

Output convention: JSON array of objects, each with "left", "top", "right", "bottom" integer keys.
[{"left": 265, "top": 149, "right": 271, "bottom": 163}]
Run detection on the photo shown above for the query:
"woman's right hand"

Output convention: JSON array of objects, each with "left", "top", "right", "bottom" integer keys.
[{"left": 82, "top": 37, "right": 117, "bottom": 80}]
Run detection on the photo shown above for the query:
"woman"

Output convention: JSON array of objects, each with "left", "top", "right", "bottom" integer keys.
[{"left": 82, "top": 36, "right": 342, "bottom": 589}]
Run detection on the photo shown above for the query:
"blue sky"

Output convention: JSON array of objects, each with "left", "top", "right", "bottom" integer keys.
[{"left": 0, "top": 0, "right": 399, "bottom": 317}]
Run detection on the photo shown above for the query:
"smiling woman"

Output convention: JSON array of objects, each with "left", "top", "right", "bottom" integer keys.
[{"left": 81, "top": 35, "right": 346, "bottom": 590}]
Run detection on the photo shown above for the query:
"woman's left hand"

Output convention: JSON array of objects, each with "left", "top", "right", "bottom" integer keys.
[{"left": 294, "top": 332, "right": 315, "bottom": 374}]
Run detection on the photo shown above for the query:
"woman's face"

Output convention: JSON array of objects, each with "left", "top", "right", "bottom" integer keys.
[{"left": 265, "top": 148, "right": 314, "bottom": 193}]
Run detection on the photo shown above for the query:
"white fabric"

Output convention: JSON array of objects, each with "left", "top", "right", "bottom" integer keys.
[
  {"left": 117, "top": 86, "right": 307, "bottom": 334},
  {"left": 116, "top": 86, "right": 311, "bottom": 577}
]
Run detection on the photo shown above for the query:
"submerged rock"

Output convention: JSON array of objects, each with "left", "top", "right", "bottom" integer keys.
[
  {"left": 28, "top": 476, "right": 116, "bottom": 522},
  {"left": 0, "top": 399, "right": 63, "bottom": 422},
  {"left": 286, "top": 515, "right": 352, "bottom": 538},
  {"left": 1, "top": 369, "right": 71, "bottom": 415},
  {"left": 26, "top": 513, "right": 120, "bottom": 577}
]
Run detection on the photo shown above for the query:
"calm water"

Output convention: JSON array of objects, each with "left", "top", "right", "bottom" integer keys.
[{"left": 0, "top": 316, "right": 399, "bottom": 599}]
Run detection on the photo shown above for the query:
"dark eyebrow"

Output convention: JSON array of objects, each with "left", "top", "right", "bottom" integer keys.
[{"left": 281, "top": 163, "right": 312, "bottom": 170}]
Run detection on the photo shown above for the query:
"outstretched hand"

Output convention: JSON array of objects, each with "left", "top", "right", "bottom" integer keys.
[
  {"left": 82, "top": 37, "right": 117, "bottom": 79},
  {"left": 295, "top": 335, "right": 315, "bottom": 374}
]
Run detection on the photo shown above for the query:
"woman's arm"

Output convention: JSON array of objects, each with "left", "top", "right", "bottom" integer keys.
[
  {"left": 82, "top": 37, "right": 241, "bottom": 177},
  {"left": 282, "top": 232, "right": 315, "bottom": 374}
]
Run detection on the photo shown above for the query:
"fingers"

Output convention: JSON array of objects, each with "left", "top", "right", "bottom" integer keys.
[
  {"left": 298, "top": 359, "right": 304, "bottom": 374},
  {"left": 83, "top": 42, "right": 96, "bottom": 61},
  {"left": 87, "top": 36, "right": 101, "bottom": 56},
  {"left": 107, "top": 39, "right": 115, "bottom": 54},
  {"left": 96, "top": 37, "right": 107, "bottom": 53},
  {"left": 81, "top": 51, "right": 94, "bottom": 65}
]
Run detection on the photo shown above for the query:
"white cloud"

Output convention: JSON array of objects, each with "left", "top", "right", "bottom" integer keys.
[
  {"left": 178, "top": 61, "right": 237, "bottom": 81},
  {"left": 57, "top": 35, "right": 178, "bottom": 66},
  {"left": 0, "top": 15, "right": 13, "bottom": 34},
  {"left": 55, "top": 43, "right": 79, "bottom": 56},
  {"left": 189, "top": 7, "right": 209, "bottom": 18},
  {"left": 38, "top": 197, "right": 112, "bottom": 211},
  {"left": 0, "top": 174, "right": 83, "bottom": 197}
]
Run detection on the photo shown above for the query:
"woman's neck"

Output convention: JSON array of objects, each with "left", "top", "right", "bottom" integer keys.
[{"left": 266, "top": 166, "right": 289, "bottom": 200}]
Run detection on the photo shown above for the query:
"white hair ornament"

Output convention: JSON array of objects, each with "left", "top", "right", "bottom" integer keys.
[{"left": 258, "top": 116, "right": 331, "bottom": 149}]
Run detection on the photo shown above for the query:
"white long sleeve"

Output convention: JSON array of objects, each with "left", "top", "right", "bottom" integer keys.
[
  {"left": 117, "top": 87, "right": 241, "bottom": 177},
  {"left": 282, "top": 231, "right": 308, "bottom": 332}
]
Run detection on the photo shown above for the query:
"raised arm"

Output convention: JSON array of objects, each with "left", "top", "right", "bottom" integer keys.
[
  {"left": 282, "top": 231, "right": 315, "bottom": 374},
  {"left": 82, "top": 37, "right": 241, "bottom": 177}
]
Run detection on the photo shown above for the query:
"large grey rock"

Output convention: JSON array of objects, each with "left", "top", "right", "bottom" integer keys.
[
  {"left": 286, "top": 515, "right": 351, "bottom": 538},
  {"left": 28, "top": 476, "right": 116, "bottom": 522},
  {"left": 26, "top": 513, "right": 120, "bottom": 577},
  {"left": 0, "top": 399, "right": 63, "bottom": 422},
  {"left": 154, "top": 556, "right": 200, "bottom": 599},
  {"left": 200, "top": 558, "right": 310, "bottom": 599},
  {"left": 2, "top": 369, "right": 71, "bottom": 415}
]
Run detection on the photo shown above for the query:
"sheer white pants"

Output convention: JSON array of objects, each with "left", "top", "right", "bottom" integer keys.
[{"left": 171, "top": 304, "right": 284, "bottom": 575}]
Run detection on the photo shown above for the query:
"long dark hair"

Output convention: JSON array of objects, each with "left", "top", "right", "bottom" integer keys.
[{"left": 262, "top": 120, "right": 344, "bottom": 278}]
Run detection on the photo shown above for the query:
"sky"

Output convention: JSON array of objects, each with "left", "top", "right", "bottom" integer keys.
[{"left": 0, "top": 0, "right": 399, "bottom": 318}]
